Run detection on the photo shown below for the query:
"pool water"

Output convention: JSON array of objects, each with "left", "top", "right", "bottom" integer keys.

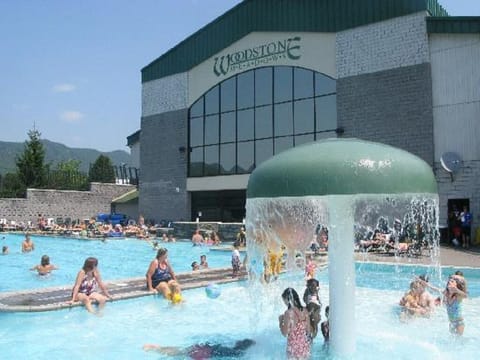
[
  {"left": 0, "top": 234, "right": 232, "bottom": 292},
  {"left": 0, "top": 260, "right": 479, "bottom": 359}
]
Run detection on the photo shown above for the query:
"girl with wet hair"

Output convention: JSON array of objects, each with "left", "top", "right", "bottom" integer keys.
[
  {"left": 444, "top": 276, "right": 467, "bottom": 335},
  {"left": 279, "top": 287, "right": 312, "bottom": 359}
]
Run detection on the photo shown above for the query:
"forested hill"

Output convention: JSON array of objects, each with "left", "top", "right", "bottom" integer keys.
[{"left": 0, "top": 139, "right": 131, "bottom": 175}]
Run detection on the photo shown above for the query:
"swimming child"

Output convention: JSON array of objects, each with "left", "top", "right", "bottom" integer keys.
[
  {"left": 143, "top": 338, "right": 255, "bottom": 358},
  {"left": 443, "top": 275, "right": 467, "bottom": 335},
  {"left": 231, "top": 241, "right": 241, "bottom": 277},
  {"left": 321, "top": 306, "right": 330, "bottom": 343},
  {"left": 303, "top": 278, "right": 322, "bottom": 339},
  {"left": 191, "top": 261, "right": 200, "bottom": 271},
  {"left": 2, "top": 245, "right": 8, "bottom": 255},
  {"left": 305, "top": 254, "right": 317, "bottom": 280},
  {"left": 22, "top": 234, "right": 35, "bottom": 252},
  {"left": 303, "top": 278, "right": 321, "bottom": 307},
  {"left": 200, "top": 254, "right": 209, "bottom": 269},
  {"left": 30, "top": 254, "right": 58, "bottom": 276},
  {"left": 279, "top": 287, "right": 312, "bottom": 359},
  {"left": 399, "top": 280, "right": 427, "bottom": 321}
]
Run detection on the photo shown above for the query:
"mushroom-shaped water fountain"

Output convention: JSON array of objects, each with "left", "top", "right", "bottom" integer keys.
[{"left": 245, "top": 138, "right": 439, "bottom": 357}]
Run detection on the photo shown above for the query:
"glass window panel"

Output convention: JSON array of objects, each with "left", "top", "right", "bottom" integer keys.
[
  {"left": 190, "top": 98, "right": 203, "bottom": 118},
  {"left": 237, "top": 71, "right": 254, "bottom": 109},
  {"left": 220, "top": 143, "right": 236, "bottom": 175},
  {"left": 274, "top": 102, "right": 293, "bottom": 136},
  {"left": 315, "top": 95, "right": 337, "bottom": 132},
  {"left": 255, "top": 67, "right": 272, "bottom": 106},
  {"left": 204, "top": 114, "right": 219, "bottom": 145},
  {"left": 274, "top": 67, "right": 292, "bottom": 103},
  {"left": 205, "top": 86, "right": 219, "bottom": 115},
  {"left": 294, "top": 99, "right": 314, "bottom": 135},
  {"left": 189, "top": 147, "right": 203, "bottom": 177},
  {"left": 295, "top": 133, "right": 314, "bottom": 147},
  {"left": 237, "top": 141, "right": 254, "bottom": 174},
  {"left": 237, "top": 109, "right": 254, "bottom": 141},
  {"left": 255, "top": 139, "right": 273, "bottom": 167},
  {"left": 294, "top": 68, "right": 314, "bottom": 100},
  {"left": 315, "top": 73, "right": 336, "bottom": 96},
  {"left": 221, "top": 77, "right": 236, "bottom": 113},
  {"left": 274, "top": 136, "right": 293, "bottom": 155},
  {"left": 190, "top": 117, "right": 204, "bottom": 147},
  {"left": 255, "top": 105, "right": 272, "bottom": 139},
  {"left": 204, "top": 145, "right": 219, "bottom": 176},
  {"left": 220, "top": 112, "right": 236, "bottom": 143}
]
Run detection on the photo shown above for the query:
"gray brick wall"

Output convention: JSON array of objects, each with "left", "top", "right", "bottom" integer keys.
[
  {"left": 0, "top": 183, "right": 135, "bottom": 225},
  {"left": 337, "top": 63, "right": 434, "bottom": 165},
  {"left": 139, "top": 109, "right": 190, "bottom": 223}
]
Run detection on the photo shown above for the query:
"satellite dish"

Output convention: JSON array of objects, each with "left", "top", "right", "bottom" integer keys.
[
  {"left": 440, "top": 152, "right": 462, "bottom": 173},
  {"left": 440, "top": 152, "right": 462, "bottom": 182}
]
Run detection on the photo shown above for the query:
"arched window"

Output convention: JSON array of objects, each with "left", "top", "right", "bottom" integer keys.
[{"left": 188, "top": 66, "right": 336, "bottom": 177}]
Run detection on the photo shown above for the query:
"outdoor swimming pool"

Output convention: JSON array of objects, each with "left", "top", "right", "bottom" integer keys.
[
  {"left": 0, "top": 254, "right": 479, "bottom": 359},
  {"left": 0, "top": 233, "right": 232, "bottom": 292}
]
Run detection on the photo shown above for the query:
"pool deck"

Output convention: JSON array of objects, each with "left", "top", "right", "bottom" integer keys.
[
  {"left": 355, "top": 244, "right": 480, "bottom": 268},
  {"left": 0, "top": 267, "right": 247, "bottom": 313}
]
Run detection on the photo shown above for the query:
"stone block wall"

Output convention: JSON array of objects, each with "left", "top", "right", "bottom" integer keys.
[{"left": 0, "top": 183, "right": 135, "bottom": 225}]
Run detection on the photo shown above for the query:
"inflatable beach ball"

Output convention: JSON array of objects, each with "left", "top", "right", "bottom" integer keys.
[{"left": 205, "top": 283, "right": 221, "bottom": 299}]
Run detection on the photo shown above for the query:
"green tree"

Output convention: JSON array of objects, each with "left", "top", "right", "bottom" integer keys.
[
  {"left": 0, "top": 172, "right": 26, "bottom": 197},
  {"left": 16, "top": 129, "right": 47, "bottom": 188},
  {"left": 88, "top": 155, "right": 116, "bottom": 183},
  {"left": 57, "top": 159, "right": 82, "bottom": 172},
  {"left": 47, "top": 159, "right": 89, "bottom": 190}
]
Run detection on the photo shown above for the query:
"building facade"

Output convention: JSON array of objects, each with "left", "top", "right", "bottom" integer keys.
[{"left": 138, "top": 0, "right": 480, "bottom": 235}]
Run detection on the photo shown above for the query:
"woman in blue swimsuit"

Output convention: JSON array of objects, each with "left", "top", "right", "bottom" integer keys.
[{"left": 146, "top": 248, "right": 182, "bottom": 301}]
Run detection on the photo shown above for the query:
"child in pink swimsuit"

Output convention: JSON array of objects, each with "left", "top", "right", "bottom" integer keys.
[{"left": 279, "top": 287, "right": 312, "bottom": 359}]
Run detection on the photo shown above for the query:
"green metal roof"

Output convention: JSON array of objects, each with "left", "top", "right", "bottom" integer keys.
[
  {"left": 247, "top": 138, "right": 437, "bottom": 198},
  {"left": 142, "top": 0, "right": 448, "bottom": 83},
  {"left": 427, "top": 17, "right": 480, "bottom": 33}
]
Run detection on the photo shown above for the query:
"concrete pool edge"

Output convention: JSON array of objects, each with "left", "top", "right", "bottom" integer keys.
[{"left": 0, "top": 267, "right": 247, "bottom": 313}]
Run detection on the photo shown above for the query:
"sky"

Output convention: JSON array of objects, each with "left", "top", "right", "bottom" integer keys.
[{"left": 0, "top": 0, "right": 478, "bottom": 153}]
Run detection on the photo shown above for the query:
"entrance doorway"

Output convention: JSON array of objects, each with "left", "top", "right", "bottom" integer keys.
[{"left": 447, "top": 198, "right": 470, "bottom": 244}]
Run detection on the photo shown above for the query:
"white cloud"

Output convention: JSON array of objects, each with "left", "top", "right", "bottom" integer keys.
[
  {"left": 52, "top": 83, "right": 76, "bottom": 92},
  {"left": 60, "top": 111, "right": 84, "bottom": 123}
]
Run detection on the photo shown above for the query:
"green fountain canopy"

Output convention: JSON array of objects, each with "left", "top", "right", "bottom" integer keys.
[{"left": 247, "top": 138, "right": 437, "bottom": 198}]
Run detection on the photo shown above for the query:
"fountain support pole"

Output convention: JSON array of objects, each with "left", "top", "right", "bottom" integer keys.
[{"left": 329, "top": 196, "right": 356, "bottom": 356}]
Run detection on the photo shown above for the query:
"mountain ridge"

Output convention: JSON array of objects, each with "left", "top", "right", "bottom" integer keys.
[{"left": 0, "top": 139, "right": 132, "bottom": 175}]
